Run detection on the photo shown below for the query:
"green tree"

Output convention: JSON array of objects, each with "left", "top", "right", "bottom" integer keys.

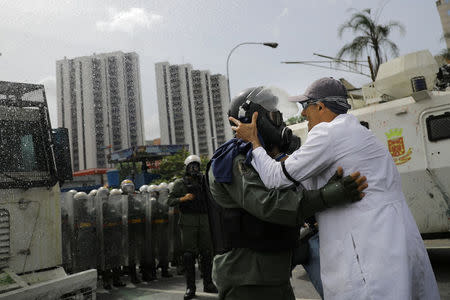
[
  {"left": 337, "top": 8, "right": 405, "bottom": 79},
  {"left": 150, "top": 149, "right": 210, "bottom": 183},
  {"left": 116, "top": 161, "right": 142, "bottom": 182},
  {"left": 286, "top": 115, "right": 305, "bottom": 126}
]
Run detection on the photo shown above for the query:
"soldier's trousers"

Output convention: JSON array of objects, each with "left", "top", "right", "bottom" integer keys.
[
  {"left": 219, "top": 282, "right": 295, "bottom": 300},
  {"left": 180, "top": 213, "right": 212, "bottom": 255}
]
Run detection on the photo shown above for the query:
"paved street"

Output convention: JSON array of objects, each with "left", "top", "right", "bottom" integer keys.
[{"left": 98, "top": 245, "right": 450, "bottom": 300}]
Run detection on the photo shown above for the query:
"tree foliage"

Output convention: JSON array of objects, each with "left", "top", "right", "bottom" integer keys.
[
  {"left": 285, "top": 115, "right": 305, "bottom": 126},
  {"left": 337, "top": 8, "right": 405, "bottom": 78},
  {"left": 150, "top": 149, "right": 210, "bottom": 183}
]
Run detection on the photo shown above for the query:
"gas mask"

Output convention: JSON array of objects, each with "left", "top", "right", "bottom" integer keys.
[
  {"left": 186, "top": 162, "right": 201, "bottom": 178},
  {"left": 230, "top": 86, "right": 301, "bottom": 154}
]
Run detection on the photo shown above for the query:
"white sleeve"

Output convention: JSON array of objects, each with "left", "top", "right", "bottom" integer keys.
[{"left": 251, "top": 124, "right": 334, "bottom": 189}]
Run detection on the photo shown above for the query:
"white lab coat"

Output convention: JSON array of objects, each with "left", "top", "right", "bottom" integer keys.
[{"left": 252, "top": 114, "right": 439, "bottom": 300}]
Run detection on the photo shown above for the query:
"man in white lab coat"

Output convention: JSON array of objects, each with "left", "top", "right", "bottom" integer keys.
[{"left": 230, "top": 77, "right": 439, "bottom": 299}]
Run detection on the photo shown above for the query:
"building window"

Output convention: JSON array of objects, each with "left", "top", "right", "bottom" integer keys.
[{"left": 447, "top": 9, "right": 450, "bottom": 16}]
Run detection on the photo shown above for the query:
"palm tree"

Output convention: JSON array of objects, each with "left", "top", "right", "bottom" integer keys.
[{"left": 337, "top": 8, "right": 405, "bottom": 79}]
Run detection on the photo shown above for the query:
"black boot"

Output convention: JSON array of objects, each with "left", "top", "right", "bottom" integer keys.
[
  {"left": 161, "top": 266, "right": 173, "bottom": 278},
  {"left": 102, "top": 270, "right": 113, "bottom": 290},
  {"left": 183, "top": 252, "right": 196, "bottom": 300},
  {"left": 201, "top": 252, "right": 218, "bottom": 294},
  {"left": 112, "top": 267, "right": 126, "bottom": 287},
  {"left": 141, "top": 263, "right": 155, "bottom": 282},
  {"left": 129, "top": 264, "right": 141, "bottom": 284}
]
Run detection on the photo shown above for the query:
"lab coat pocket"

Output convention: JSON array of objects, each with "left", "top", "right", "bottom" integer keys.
[{"left": 338, "top": 233, "right": 367, "bottom": 294}]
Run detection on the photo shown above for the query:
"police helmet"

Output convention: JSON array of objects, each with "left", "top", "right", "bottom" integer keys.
[
  {"left": 139, "top": 185, "right": 149, "bottom": 193},
  {"left": 147, "top": 184, "right": 158, "bottom": 193},
  {"left": 97, "top": 187, "right": 110, "bottom": 196},
  {"left": 184, "top": 155, "right": 201, "bottom": 166},
  {"left": 168, "top": 182, "right": 175, "bottom": 192},
  {"left": 121, "top": 179, "right": 135, "bottom": 194},
  {"left": 110, "top": 188, "right": 122, "bottom": 195},
  {"left": 158, "top": 182, "right": 168, "bottom": 191},
  {"left": 88, "top": 189, "right": 98, "bottom": 197},
  {"left": 74, "top": 191, "right": 88, "bottom": 201},
  {"left": 229, "top": 86, "right": 301, "bottom": 154}
]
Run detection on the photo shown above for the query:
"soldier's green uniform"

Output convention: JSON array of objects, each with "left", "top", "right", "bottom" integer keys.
[
  {"left": 208, "top": 154, "right": 348, "bottom": 300},
  {"left": 168, "top": 179, "right": 212, "bottom": 252},
  {"left": 168, "top": 175, "right": 217, "bottom": 299}
]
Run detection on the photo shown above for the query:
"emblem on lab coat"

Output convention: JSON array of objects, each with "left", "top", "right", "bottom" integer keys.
[{"left": 385, "top": 128, "right": 412, "bottom": 165}]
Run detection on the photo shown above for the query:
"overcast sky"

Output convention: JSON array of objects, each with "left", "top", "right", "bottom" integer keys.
[{"left": 0, "top": 0, "right": 445, "bottom": 140}]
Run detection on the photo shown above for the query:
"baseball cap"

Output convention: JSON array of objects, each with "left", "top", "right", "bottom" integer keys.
[{"left": 289, "top": 77, "right": 350, "bottom": 111}]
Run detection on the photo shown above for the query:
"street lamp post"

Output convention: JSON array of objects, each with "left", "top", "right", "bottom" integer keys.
[{"left": 226, "top": 42, "right": 278, "bottom": 102}]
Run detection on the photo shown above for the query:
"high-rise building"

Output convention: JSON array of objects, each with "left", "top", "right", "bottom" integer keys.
[
  {"left": 437, "top": 0, "right": 450, "bottom": 48},
  {"left": 56, "top": 51, "right": 145, "bottom": 171},
  {"left": 155, "top": 62, "right": 231, "bottom": 157}
]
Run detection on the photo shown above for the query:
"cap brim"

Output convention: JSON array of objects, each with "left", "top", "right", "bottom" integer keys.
[{"left": 288, "top": 94, "right": 309, "bottom": 103}]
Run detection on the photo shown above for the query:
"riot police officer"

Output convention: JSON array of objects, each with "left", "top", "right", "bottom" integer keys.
[
  {"left": 168, "top": 156, "right": 218, "bottom": 300},
  {"left": 72, "top": 192, "right": 97, "bottom": 273},
  {"left": 146, "top": 184, "right": 172, "bottom": 280},
  {"left": 168, "top": 181, "right": 184, "bottom": 275},
  {"left": 121, "top": 179, "right": 145, "bottom": 284},
  {"left": 103, "top": 188, "right": 126, "bottom": 288}
]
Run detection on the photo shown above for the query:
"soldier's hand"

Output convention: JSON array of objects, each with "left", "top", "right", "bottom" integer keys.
[
  {"left": 320, "top": 167, "right": 368, "bottom": 207},
  {"left": 180, "top": 193, "right": 195, "bottom": 202}
]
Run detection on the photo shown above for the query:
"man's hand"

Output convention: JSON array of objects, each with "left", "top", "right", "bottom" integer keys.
[
  {"left": 229, "top": 112, "right": 262, "bottom": 149},
  {"left": 320, "top": 166, "right": 368, "bottom": 207},
  {"left": 180, "top": 193, "right": 195, "bottom": 202}
]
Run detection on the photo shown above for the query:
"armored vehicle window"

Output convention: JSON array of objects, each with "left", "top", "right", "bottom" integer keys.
[
  {"left": 0, "top": 120, "right": 48, "bottom": 173},
  {"left": 426, "top": 112, "right": 450, "bottom": 142}
]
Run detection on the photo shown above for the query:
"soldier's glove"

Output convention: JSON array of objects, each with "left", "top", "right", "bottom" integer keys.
[{"left": 320, "top": 171, "right": 361, "bottom": 208}]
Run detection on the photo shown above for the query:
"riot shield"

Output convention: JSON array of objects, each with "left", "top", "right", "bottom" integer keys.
[
  {"left": 72, "top": 192, "right": 97, "bottom": 273},
  {"left": 103, "top": 191, "right": 127, "bottom": 270},
  {"left": 119, "top": 193, "right": 129, "bottom": 268},
  {"left": 152, "top": 197, "right": 170, "bottom": 270},
  {"left": 61, "top": 190, "right": 76, "bottom": 273},
  {"left": 168, "top": 205, "right": 182, "bottom": 269},
  {"left": 158, "top": 188, "right": 169, "bottom": 206},
  {"left": 95, "top": 188, "right": 109, "bottom": 272},
  {"left": 127, "top": 193, "right": 146, "bottom": 267},
  {"left": 141, "top": 195, "right": 154, "bottom": 279}
]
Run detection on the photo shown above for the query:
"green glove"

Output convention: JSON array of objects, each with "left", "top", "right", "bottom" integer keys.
[
  {"left": 320, "top": 171, "right": 361, "bottom": 208},
  {"left": 300, "top": 170, "right": 363, "bottom": 220}
]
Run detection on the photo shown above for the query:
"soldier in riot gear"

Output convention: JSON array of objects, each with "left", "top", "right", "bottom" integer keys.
[
  {"left": 168, "top": 155, "right": 218, "bottom": 300},
  {"left": 121, "top": 179, "right": 145, "bottom": 284},
  {"left": 168, "top": 181, "right": 184, "bottom": 275},
  {"left": 206, "top": 86, "right": 368, "bottom": 299},
  {"left": 145, "top": 184, "right": 172, "bottom": 280},
  {"left": 102, "top": 188, "right": 126, "bottom": 288},
  {"left": 72, "top": 192, "right": 97, "bottom": 273}
]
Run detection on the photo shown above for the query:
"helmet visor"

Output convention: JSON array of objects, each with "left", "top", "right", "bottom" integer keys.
[{"left": 247, "top": 86, "right": 299, "bottom": 121}]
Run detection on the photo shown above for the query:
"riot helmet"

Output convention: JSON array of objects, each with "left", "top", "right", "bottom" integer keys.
[
  {"left": 158, "top": 182, "right": 168, "bottom": 191},
  {"left": 229, "top": 86, "right": 301, "bottom": 154},
  {"left": 121, "top": 179, "right": 135, "bottom": 195},
  {"left": 88, "top": 189, "right": 98, "bottom": 197},
  {"left": 97, "top": 187, "right": 109, "bottom": 196},
  {"left": 184, "top": 155, "right": 201, "bottom": 177},
  {"left": 148, "top": 184, "right": 159, "bottom": 198},
  {"left": 168, "top": 182, "right": 175, "bottom": 192},
  {"left": 139, "top": 185, "right": 149, "bottom": 193},
  {"left": 110, "top": 188, "right": 122, "bottom": 195},
  {"left": 74, "top": 192, "right": 89, "bottom": 214}
]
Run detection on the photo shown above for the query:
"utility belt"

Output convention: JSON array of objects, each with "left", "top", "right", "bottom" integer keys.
[{"left": 152, "top": 218, "right": 169, "bottom": 224}]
